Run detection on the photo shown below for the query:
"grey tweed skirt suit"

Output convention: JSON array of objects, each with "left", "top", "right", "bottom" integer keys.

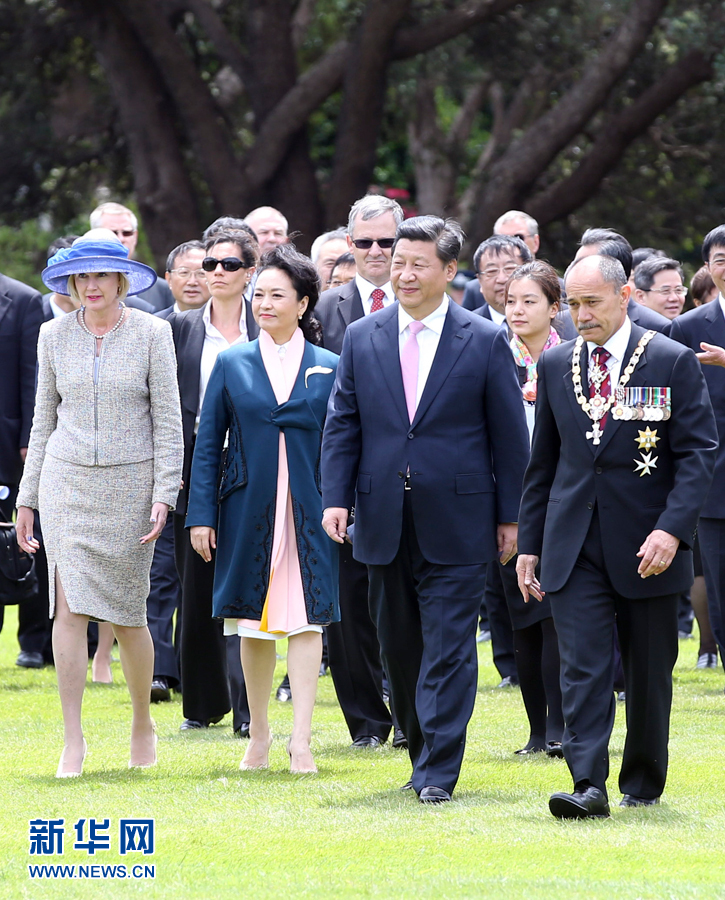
[{"left": 17, "top": 309, "right": 183, "bottom": 626}]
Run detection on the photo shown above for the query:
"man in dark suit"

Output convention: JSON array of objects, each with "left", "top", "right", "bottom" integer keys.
[
  {"left": 517, "top": 254, "right": 717, "bottom": 819},
  {"left": 669, "top": 224, "right": 725, "bottom": 675},
  {"left": 315, "top": 194, "right": 403, "bottom": 748},
  {"left": 167, "top": 230, "right": 258, "bottom": 735},
  {"left": 321, "top": 216, "right": 530, "bottom": 803},
  {"left": 0, "top": 270, "right": 50, "bottom": 666}
]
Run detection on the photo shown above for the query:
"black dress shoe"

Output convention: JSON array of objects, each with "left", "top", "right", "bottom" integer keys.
[
  {"left": 16, "top": 651, "right": 44, "bottom": 669},
  {"left": 620, "top": 794, "right": 660, "bottom": 807},
  {"left": 545, "top": 741, "right": 564, "bottom": 759},
  {"left": 400, "top": 780, "right": 414, "bottom": 792},
  {"left": 419, "top": 786, "right": 452, "bottom": 804},
  {"left": 319, "top": 662, "right": 328, "bottom": 677},
  {"left": 180, "top": 715, "right": 224, "bottom": 730},
  {"left": 234, "top": 722, "right": 250, "bottom": 739},
  {"left": 351, "top": 735, "right": 384, "bottom": 748},
  {"left": 497, "top": 675, "right": 519, "bottom": 688},
  {"left": 514, "top": 742, "right": 545, "bottom": 756},
  {"left": 549, "top": 786, "right": 610, "bottom": 819},
  {"left": 150, "top": 678, "right": 170, "bottom": 703},
  {"left": 392, "top": 728, "right": 408, "bottom": 749}
]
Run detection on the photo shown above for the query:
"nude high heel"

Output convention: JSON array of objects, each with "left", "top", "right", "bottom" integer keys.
[
  {"left": 56, "top": 739, "right": 87, "bottom": 778},
  {"left": 129, "top": 721, "right": 157, "bottom": 769}
]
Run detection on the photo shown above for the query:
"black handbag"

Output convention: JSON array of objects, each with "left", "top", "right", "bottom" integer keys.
[{"left": 0, "top": 522, "right": 38, "bottom": 605}]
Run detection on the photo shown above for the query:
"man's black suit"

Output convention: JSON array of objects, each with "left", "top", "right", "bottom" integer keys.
[
  {"left": 518, "top": 325, "right": 717, "bottom": 799},
  {"left": 167, "top": 302, "right": 258, "bottom": 728},
  {"left": 315, "top": 281, "right": 393, "bottom": 743},
  {"left": 0, "top": 273, "right": 49, "bottom": 654},
  {"left": 670, "top": 301, "right": 725, "bottom": 659},
  {"left": 322, "top": 301, "right": 530, "bottom": 795}
]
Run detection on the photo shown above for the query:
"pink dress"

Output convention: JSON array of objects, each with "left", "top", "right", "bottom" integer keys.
[{"left": 224, "top": 328, "right": 323, "bottom": 641}]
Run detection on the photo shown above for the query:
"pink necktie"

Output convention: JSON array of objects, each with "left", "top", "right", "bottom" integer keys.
[
  {"left": 370, "top": 288, "right": 385, "bottom": 312},
  {"left": 401, "top": 321, "right": 426, "bottom": 422}
]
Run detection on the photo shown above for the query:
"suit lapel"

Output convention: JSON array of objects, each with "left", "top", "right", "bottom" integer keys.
[
  {"left": 594, "top": 325, "right": 649, "bottom": 457},
  {"left": 411, "top": 304, "right": 471, "bottom": 427},
  {"left": 704, "top": 299, "right": 725, "bottom": 345},
  {"left": 245, "top": 298, "right": 259, "bottom": 339},
  {"left": 563, "top": 341, "right": 596, "bottom": 452},
  {"left": 287, "top": 341, "right": 318, "bottom": 403},
  {"left": 180, "top": 310, "right": 206, "bottom": 417},
  {"left": 0, "top": 291, "right": 12, "bottom": 330},
  {"left": 337, "top": 282, "right": 364, "bottom": 328},
  {"left": 370, "top": 305, "right": 409, "bottom": 428}
]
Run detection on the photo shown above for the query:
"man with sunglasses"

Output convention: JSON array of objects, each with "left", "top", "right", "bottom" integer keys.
[
  {"left": 315, "top": 194, "right": 404, "bottom": 751},
  {"left": 89, "top": 202, "right": 174, "bottom": 311},
  {"left": 166, "top": 230, "right": 259, "bottom": 737}
]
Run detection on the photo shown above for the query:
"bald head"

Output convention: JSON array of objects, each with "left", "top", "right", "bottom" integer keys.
[{"left": 564, "top": 255, "right": 630, "bottom": 345}]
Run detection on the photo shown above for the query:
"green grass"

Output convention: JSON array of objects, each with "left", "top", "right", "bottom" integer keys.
[{"left": 1, "top": 605, "right": 724, "bottom": 900}]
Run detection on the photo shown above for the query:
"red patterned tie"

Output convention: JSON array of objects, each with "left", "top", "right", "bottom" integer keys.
[
  {"left": 370, "top": 288, "right": 385, "bottom": 313},
  {"left": 590, "top": 346, "right": 611, "bottom": 428}
]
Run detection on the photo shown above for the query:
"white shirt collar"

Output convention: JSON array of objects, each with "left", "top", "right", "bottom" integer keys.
[
  {"left": 398, "top": 295, "right": 449, "bottom": 335},
  {"left": 586, "top": 314, "right": 631, "bottom": 364},
  {"left": 173, "top": 302, "right": 182, "bottom": 314},
  {"left": 488, "top": 305, "right": 506, "bottom": 326},
  {"left": 202, "top": 298, "right": 248, "bottom": 334},
  {"left": 718, "top": 293, "right": 725, "bottom": 320},
  {"left": 355, "top": 274, "right": 395, "bottom": 305},
  {"left": 49, "top": 295, "right": 68, "bottom": 318}
]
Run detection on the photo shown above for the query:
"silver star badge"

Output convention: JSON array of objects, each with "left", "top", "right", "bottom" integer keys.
[{"left": 634, "top": 452, "right": 658, "bottom": 477}]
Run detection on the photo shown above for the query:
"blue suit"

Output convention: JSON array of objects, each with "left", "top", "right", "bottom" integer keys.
[
  {"left": 187, "top": 339, "right": 340, "bottom": 625},
  {"left": 321, "top": 300, "right": 529, "bottom": 795}
]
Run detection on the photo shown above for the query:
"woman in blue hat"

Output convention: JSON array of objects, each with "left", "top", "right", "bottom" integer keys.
[{"left": 15, "top": 229, "right": 184, "bottom": 777}]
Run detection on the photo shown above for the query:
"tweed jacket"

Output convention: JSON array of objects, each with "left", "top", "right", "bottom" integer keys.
[{"left": 17, "top": 309, "right": 183, "bottom": 510}]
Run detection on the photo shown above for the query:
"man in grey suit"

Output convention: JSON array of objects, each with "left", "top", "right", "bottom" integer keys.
[{"left": 315, "top": 194, "right": 403, "bottom": 748}]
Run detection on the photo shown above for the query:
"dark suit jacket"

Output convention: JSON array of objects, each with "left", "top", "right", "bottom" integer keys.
[
  {"left": 155, "top": 306, "right": 175, "bottom": 321},
  {"left": 669, "top": 301, "right": 725, "bottom": 518},
  {"left": 167, "top": 299, "right": 259, "bottom": 515},
  {"left": 315, "top": 281, "right": 365, "bottom": 355},
  {"left": 518, "top": 324, "right": 717, "bottom": 598},
  {"left": 321, "top": 301, "right": 530, "bottom": 566},
  {"left": 137, "top": 279, "right": 173, "bottom": 312},
  {"left": 0, "top": 274, "right": 43, "bottom": 486}
]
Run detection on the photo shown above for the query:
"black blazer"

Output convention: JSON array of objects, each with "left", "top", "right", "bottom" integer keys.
[
  {"left": 167, "top": 299, "right": 259, "bottom": 514},
  {"left": 518, "top": 324, "right": 718, "bottom": 598},
  {"left": 315, "top": 280, "right": 365, "bottom": 355},
  {"left": 669, "top": 301, "right": 725, "bottom": 518},
  {"left": 322, "top": 301, "right": 530, "bottom": 566},
  {"left": 0, "top": 274, "right": 44, "bottom": 486}
]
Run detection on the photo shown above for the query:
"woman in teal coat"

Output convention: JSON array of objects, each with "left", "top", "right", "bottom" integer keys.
[{"left": 186, "top": 244, "right": 339, "bottom": 775}]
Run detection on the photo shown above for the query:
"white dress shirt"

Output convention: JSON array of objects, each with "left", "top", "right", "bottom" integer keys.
[
  {"left": 487, "top": 305, "right": 506, "bottom": 327},
  {"left": 356, "top": 275, "right": 396, "bottom": 316},
  {"left": 718, "top": 293, "right": 725, "bottom": 321},
  {"left": 398, "top": 295, "right": 449, "bottom": 409},
  {"left": 49, "top": 295, "right": 68, "bottom": 318},
  {"left": 197, "top": 300, "right": 249, "bottom": 428},
  {"left": 586, "top": 314, "right": 632, "bottom": 390}
]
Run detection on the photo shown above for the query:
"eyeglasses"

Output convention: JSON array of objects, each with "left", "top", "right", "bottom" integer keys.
[
  {"left": 351, "top": 238, "right": 395, "bottom": 250},
  {"left": 109, "top": 229, "right": 136, "bottom": 238},
  {"left": 479, "top": 264, "right": 520, "bottom": 279},
  {"left": 201, "top": 257, "right": 247, "bottom": 272},
  {"left": 169, "top": 268, "right": 205, "bottom": 279},
  {"left": 644, "top": 286, "right": 687, "bottom": 297},
  {"left": 709, "top": 256, "right": 725, "bottom": 268}
]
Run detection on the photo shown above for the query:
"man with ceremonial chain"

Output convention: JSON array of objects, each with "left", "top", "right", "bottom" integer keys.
[{"left": 516, "top": 254, "right": 717, "bottom": 819}]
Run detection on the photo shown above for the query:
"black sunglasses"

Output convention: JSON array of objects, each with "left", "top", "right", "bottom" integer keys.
[
  {"left": 201, "top": 257, "right": 247, "bottom": 272},
  {"left": 351, "top": 238, "right": 395, "bottom": 250}
]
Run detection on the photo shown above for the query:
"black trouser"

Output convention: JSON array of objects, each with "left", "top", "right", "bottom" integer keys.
[
  {"left": 174, "top": 513, "right": 249, "bottom": 728},
  {"left": 326, "top": 541, "right": 392, "bottom": 742},
  {"left": 698, "top": 517, "right": 725, "bottom": 662},
  {"left": 0, "top": 491, "right": 52, "bottom": 659},
  {"left": 482, "top": 561, "right": 517, "bottom": 681},
  {"left": 549, "top": 513, "right": 678, "bottom": 800},
  {"left": 147, "top": 517, "right": 181, "bottom": 687},
  {"left": 367, "top": 495, "right": 487, "bottom": 795}
]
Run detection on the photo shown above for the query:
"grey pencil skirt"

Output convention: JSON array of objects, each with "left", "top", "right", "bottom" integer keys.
[{"left": 38, "top": 454, "right": 155, "bottom": 627}]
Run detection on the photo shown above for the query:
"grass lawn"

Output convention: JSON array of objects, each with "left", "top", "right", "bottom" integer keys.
[{"left": 1, "top": 605, "right": 724, "bottom": 900}]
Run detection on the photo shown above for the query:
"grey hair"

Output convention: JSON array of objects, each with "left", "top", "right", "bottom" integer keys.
[
  {"left": 310, "top": 228, "right": 348, "bottom": 262},
  {"left": 393, "top": 215, "right": 465, "bottom": 265},
  {"left": 565, "top": 254, "right": 627, "bottom": 292},
  {"left": 493, "top": 210, "right": 538, "bottom": 236},
  {"left": 347, "top": 194, "right": 404, "bottom": 234},
  {"left": 634, "top": 257, "right": 684, "bottom": 292},
  {"left": 243, "top": 206, "right": 289, "bottom": 233},
  {"left": 90, "top": 202, "right": 138, "bottom": 231}
]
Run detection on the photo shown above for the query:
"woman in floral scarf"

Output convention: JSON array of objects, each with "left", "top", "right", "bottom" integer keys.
[{"left": 501, "top": 260, "right": 565, "bottom": 757}]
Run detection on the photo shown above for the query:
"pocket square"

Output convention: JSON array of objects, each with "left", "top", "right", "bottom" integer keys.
[{"left": 305, "top": 365, "right": 333, "bottom": 388}]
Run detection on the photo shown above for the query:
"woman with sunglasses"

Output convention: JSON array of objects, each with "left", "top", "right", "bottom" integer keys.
[{"left": 186, "top": 244, "right": 339, "bottom": 775}]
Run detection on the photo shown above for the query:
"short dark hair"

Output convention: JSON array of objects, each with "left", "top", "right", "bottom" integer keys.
[
  {"left": 504, "top": 260, "right": 561, "bottom": 308},
  {"left": 166, "top": 240, "right": 204, "bottom": 272},
  {"left": 473, "top": 235, "right": 532, "bottom": 273},
  {"left": 47, "top": 235, "right": 80, "bottom": 258},
  {"left": 331, "top": 251, "right": 355, "bottom": 270},
  {"left": 203, "top": 216, "right": 258, "bottom": 244},
  {"left": 393, "top": 216, "right": 465, "bottom": 265},
  {"left": 634, "top": 257, "right": 684, "bottom": 292},
  {"left": 691, "top": 265, "right": 716, "bottom": 304},
  {"left": 702, "top": 225, "right": 725, "bottom": 263},
  {"left": 579, "top": 228, "right": 633, "bottom": 278},
  {"left": 204, "top": 230, "right": 258, "bottom": 268},
  {"left": 255, "top": 243, "right": 323, "bottom": 345},
  {"left": 631, "top": 247, "right": 666, "bottom": 270}
]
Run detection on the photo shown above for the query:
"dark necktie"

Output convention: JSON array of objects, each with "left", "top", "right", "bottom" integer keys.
[
  {"left": 590, "top": 346, "right": 612, "bottom": 428},
  {"left": 370, "top": 288, "right": 385, "bottom": 313}
]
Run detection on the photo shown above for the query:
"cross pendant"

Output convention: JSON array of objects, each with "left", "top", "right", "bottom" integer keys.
[{"left": 586, "top": 422, "right": 602, "bottom": 445}]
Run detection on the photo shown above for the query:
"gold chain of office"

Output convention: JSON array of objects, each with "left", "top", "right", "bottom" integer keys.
[{"left": 571, "top": 330, "right": 656, "bottom": 423}]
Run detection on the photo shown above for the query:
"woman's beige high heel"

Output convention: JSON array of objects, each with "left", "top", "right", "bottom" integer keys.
[{"left": 56, "top": 739, "right": 87, "bottom": 778}]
